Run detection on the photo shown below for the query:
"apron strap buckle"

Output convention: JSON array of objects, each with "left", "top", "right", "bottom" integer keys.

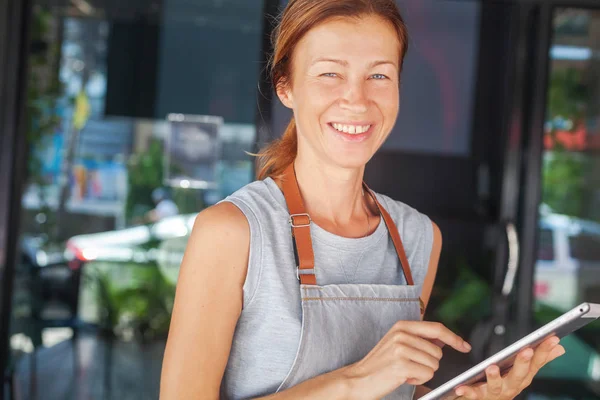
[
  {"left": 297, "top": 268, "right": 315, "bottom": 281},
  {"left": 289, "top": 213, "right": 311, "bottom": 228}
]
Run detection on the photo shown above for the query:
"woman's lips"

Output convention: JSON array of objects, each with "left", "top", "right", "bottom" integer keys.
[{"left": 327, "top": 122, "right": 375, "bottom": 142}]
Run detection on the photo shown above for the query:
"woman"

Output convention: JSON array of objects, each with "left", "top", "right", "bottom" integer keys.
[{"left": 160, "top": 1, "right": 565, "bottom": 399}]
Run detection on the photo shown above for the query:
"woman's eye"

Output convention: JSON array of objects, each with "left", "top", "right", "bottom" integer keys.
[
  {"left": 321, "top": 73, "right": 338, "bottom": 78},
  {"left": 371, "top": 74, "right": 389, "bottom": 80}
]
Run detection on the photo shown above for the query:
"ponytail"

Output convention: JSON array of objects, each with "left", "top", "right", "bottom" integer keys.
[{"left": 255, "top": 117, "right": 297, "bottom": 180}]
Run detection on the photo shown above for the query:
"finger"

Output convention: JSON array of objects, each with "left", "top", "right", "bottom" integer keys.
[
  {"left": 394, "top": 340, "right": 440, "bottom": 371},
  {"left": 506, "top": 348, "right": 534, "bottom": 387},
  {"left": 396, "top": 321, "right": 471, "bottom": 353},
  {"left": 523, "top": 344, "right": 566, "bottom": 387},
  {"left": 530, "top": 336, "right": 560, "bottom": 371},
  {"left": 455, "top": 385, "right": 478, "bottom": 399},
  {"left": 485, "top": 365, "right": 503, "bottom": 398},
  {"left": 403, "top": 360, "right": 436, "bottom": 385},
  {"left": 394, "top": 332, "right": 445, "bottom": 360},
  {"left": 522, "top": 337, "right": 560, "bottom": 385},
  {"left": 544, "top": 344, "right": 566, "bottom": 363}
]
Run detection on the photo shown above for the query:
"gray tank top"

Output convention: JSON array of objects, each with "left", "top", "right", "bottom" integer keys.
[{"left": 219, "top": 178, "right": 433, "bottom": 399}]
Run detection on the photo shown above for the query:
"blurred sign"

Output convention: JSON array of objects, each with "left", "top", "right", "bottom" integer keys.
[
  {"left": 73, "top": 90, "right": 91, "bottom": 130},
  {"left": 164, "top": 114, "right": 223, "bottom": 189}
]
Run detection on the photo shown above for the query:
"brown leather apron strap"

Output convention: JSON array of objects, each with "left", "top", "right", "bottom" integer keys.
[
  {"left": 362, "top": 183, "right": 415, "bottom": 286},
  {"left": 282, "top": 163, "right": 316, "bottom": 285},
  {"left": 281, "top": 163, "right": 425, "bottom": 313}
]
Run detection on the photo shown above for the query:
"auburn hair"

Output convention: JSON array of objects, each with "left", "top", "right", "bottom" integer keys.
[{"left": 255, "top": 0, "right": 409, "bottom": 180}]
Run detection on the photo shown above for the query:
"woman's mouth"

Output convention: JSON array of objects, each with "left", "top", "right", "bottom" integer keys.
[{"left": 327, "top": 122, "right": 374, "bottom": 142}]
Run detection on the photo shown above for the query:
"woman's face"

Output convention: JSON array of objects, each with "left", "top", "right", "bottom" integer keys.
[{"left": 278, "top": 15, "right": 401, "bottom": 170}]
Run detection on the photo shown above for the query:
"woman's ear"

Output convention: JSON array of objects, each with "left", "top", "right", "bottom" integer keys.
[{"left": 276, "top": 83, "right": 294, "bottom": 109}]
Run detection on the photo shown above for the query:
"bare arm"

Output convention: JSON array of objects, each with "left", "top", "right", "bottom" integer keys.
[
  {"left": 160, "top": 202, "right": 249, "bottom": 399},
  {"left": 416, "top": 221, "right": 443, "bottom": 395},
  {"left": 159, "top": 202, "right": 353, "bottom": 400},
  {"left": 420, "top": 221, "right": 443, "bottom": 315}
]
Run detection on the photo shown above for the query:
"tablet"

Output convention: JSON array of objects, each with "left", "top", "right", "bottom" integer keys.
[{"left": 418, "top": 302, "right": 600, "bottom": 400}]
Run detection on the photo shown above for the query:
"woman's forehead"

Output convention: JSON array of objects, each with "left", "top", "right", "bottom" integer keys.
[{"left": 296, "top": 16, "right": 401, "bottom": 66}]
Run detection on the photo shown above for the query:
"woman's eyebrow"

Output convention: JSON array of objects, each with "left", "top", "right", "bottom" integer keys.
[
  {"left": 368, "top": 60, "right": 397, "bottom": 69},
  {"left": 310, "top": 58, "right": 397, "bottom": 69},
  {"left": 310, "top": 58, "right": 348, "bottom": 66}
]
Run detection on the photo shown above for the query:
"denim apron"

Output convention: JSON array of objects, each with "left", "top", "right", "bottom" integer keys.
[{"left": 275, "top": 164, "right": 425, "bottom": 399}]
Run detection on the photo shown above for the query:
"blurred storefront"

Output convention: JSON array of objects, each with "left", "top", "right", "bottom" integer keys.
[{"left": 1, "top": 0, "right": 600, "bottom": 399}]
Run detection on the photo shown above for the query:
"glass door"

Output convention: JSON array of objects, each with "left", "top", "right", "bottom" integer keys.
[
  {"left": 529, "top": 6, "right": 600, "bottom": 398},
  {"left": 4, "top": 1, "right": 267, "bottom": 399}
]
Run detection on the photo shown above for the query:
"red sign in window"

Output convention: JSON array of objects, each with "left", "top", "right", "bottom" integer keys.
[{"left": 535, "top": 282, "right": 549, "bottom": 298}]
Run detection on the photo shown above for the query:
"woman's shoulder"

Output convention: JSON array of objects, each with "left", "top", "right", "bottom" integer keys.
[
  {"left": 193, "top": 201, "right": 249, "bottom": 242},
  {"left": 193, "top": 178, "right": 281, "bottom": 251},
  {"left": 221, "top": 178, "right": 286, "bottom": 215},
  {"left": 226, "top": 179, "right": 273, "bottom": 200}
]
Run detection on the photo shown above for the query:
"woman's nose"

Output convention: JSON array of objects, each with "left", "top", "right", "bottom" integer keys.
[{"left": 339, "top": 80, "right": 368, "bottom": 114}]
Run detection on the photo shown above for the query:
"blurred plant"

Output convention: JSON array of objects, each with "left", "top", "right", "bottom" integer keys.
[
  {"left": 432, "top": 259, "right": 492, "bottom": 336},
  {"left": 543, "top": 67, "right": 591, "bottom": 218},
  {"left": 85, "top": 260, "right": 175, "bottom": 341},
  {"left": 24, "top": 6, "right": 64, "bottom": 242},
  {"left": 547, "top": 68, "right": 588, "bottom": 123},
  {"left": 542, "top": 151, "right": 589, "bottom": 217},
  {"left": 125, "top": 139, "right": 165, "bottom": 224}
]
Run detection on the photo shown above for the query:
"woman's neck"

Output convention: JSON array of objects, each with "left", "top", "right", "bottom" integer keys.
[{"left": 279, "top": 157, "right": 379, "bottom": 238}]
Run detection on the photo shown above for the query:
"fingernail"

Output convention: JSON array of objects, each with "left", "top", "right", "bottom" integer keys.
[
  {"left": 523, "top": 349, "right": 533, "bottom": 359},
  {"left": 456, "top": 389, "right": 464, "bottom": 396},
  {"left": 550, "top": 337, "right": 560, "bottom": 345},
  {"left": 463, "top": 341, "right": 472, "bottom": 351}
]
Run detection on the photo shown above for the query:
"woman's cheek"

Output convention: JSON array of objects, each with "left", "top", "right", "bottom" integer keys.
[
  {"left": 372, "top": 90, "right": 399, "bottom": 113},
  {"left": 311, "top": 85, "right": 343, "bottom": 105}
]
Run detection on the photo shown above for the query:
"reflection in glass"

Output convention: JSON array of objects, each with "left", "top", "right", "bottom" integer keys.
[
  {"left": 7, "top": 1, "right": 263, "bottom": 398},
  {"left": 533, "top": 8, "right": 600, "bottom": 390}
]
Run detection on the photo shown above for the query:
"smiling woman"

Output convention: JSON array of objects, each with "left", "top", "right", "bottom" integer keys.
[{"left": 159, "top": 1, "right": 565, "bottom": 399}]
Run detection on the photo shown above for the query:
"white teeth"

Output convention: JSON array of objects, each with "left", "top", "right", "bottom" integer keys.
[{"left": 331, "top": 123, "right": 371, "bottom": 135}]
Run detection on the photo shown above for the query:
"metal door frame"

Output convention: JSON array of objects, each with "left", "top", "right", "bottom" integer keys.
[{"left": 0, "top": 0, "right": 32, "bottom": 396}]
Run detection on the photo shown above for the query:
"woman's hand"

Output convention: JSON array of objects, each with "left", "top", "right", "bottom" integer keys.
[
  {"left": 453, "top": 336, "right": 565, "bottom": 400},
  {"left": 343, "top": 321, "right": 472, "bottom": 400}
]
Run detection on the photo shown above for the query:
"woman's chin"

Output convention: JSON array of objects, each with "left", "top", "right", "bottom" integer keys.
[{"left": 327, "top": 152, "right": 373, "bottom": 170}]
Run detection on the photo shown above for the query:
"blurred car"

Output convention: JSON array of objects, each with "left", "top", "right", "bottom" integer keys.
[
  {"left": 64, "top": 213, "right": 197, "bottom": 269},
  {"left": 534, "top": 210, "right": 600, "bottom": 312}
]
